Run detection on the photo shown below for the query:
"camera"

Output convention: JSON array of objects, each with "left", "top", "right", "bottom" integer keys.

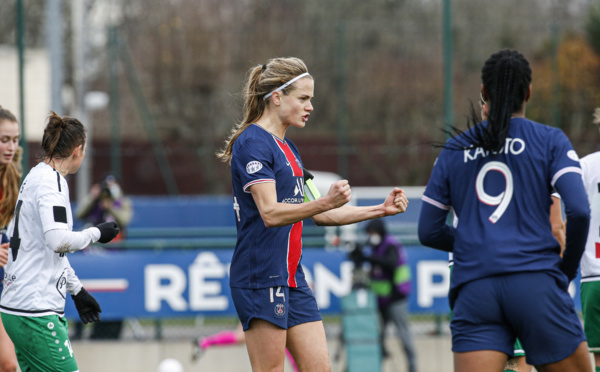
[{"left": 99, "top": 175, "right": 122, "bottom": 200}]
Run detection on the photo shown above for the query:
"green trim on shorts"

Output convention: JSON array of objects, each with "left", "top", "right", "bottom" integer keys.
[
  {"left": 512, "top": 338, "right": 525, "bottom": 356},
  {"left": 1, "top": 313, "right": 78, "bottom": 372},
  {"left": 581, "top": 281, "right": 600, "bottom": 350}
]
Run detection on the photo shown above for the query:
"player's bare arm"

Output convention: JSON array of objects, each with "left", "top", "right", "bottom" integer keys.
[
  {"left": 312, "top": 187, "right": 408, "bottom": 226},
  {"left": 550, "top": 195, "right": 566, "bottom": 256},
  {"left": 0, "top": 242, "right": 8, "bottom": 267},
  {"left": 250, "top": 179, "right": 351, "bottom": 228}
]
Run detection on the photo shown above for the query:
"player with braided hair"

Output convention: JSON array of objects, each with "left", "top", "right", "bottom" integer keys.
[
  {"left": 419, "top": 49, "right": 591, "bottom": 371},
  {"left": 478, "top": 91, "right": 564, "bottom": 372}
]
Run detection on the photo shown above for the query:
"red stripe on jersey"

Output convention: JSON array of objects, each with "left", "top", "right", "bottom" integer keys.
[
  {"left": 273, "top": 138, "right": 303, "bottom": 177},
  {"left": 287, "top": 221, "right": 303, "bottom": 287},
  {"left": 596, "top": 242, "right": 600, "bottom": 259}
]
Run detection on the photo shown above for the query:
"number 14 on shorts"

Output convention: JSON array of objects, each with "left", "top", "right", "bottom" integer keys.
[{"left": 270, "top": 286, "right": 285, "bottom": 303}]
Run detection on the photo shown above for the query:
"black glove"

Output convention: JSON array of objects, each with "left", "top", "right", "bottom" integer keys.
[
  {"left": 96, "top": 222, "right": 120, "bottom": 243},
  {"left": 72, "top": 287, "right": 102, "bottom": 324}
]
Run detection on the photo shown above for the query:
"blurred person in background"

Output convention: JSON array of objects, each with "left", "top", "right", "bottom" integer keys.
[
  {"left": 0, "top": 106, "right": 22, "bottom": 372},
  {"left": 579, "top": 107, "right": 600, "bottom": 372},
  {"left": 0, "top": 112, "right": 120, "bottom": 372},
  {"left": 76, "top": 174, "right": 132, "bottom": 243},
  {"left": 72, "top": 174, "right": 133, "bottom": 340},
  {"left": 192, "top": 322, "right": 298, "bottom": 371},
  {"left": 350, "top": 218, "right": 416, "bottom": 372},
  {"left": 418, "top": 49, "right": 591, "bottom": 371},
  {"left": 217, "top": 56, "right": 409, "bottom": 372}
]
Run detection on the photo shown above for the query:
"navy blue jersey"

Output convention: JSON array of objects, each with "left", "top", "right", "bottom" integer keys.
[
  {"left": 422, "top": 118, "right": 582, "bottom": 295},
  {"left": 230, "top": 124, "right": 306, "bottom": 289}
]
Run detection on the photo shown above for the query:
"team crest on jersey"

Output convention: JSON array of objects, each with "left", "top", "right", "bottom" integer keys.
[
  {"left": 274, "top": 303, "right": 285, "bottom": 317},
  {"left": 246, "top": 161, "right": 263, "bottom": 174},
  {"left": 55, "top": 270, "right": 68, "bottom": 299},
  {"left": 567, "top": 150, "right": 579, "bottom": 162}
]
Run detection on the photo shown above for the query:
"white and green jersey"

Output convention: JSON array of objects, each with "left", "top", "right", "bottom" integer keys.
[
  {"left": 0, "top": 162, "right": 97, "bottom": 317},
  {"left": 580, "top": 151, "right": 600, "bottom": 282}
]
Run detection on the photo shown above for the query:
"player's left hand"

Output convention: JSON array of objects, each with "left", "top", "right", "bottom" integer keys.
[
  {"left": 383, "top": 187, "right": 408, "bottom": 216},
  {"left": 0, "top": 243, "right": 8, "bottom": 267},
  {"left": 72, "top": 287, "right": 102, "bottom": 324}
]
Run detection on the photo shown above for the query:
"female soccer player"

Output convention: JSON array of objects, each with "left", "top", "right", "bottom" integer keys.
[
  {"left": 218, "top": 57, "right": 409, "bottom": 372},
  {"left": 0, "top": 106, "right": 22, "bottom": 372},
  {"left": 0, "top": 112, "right": 120, "bottom": 372},
  {"left": 580, "top": 107, "right": 600, "bottom": 372},
  {"left": 418, "top": 50, "right": 591, "bottom": 371},
  {"left": 480, "top": 91, "right": 564, "bottom": 372}
]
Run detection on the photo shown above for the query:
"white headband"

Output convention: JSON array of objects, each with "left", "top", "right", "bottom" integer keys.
[{"left": 264, "top": 72, "right": 310, "bottom": 100}]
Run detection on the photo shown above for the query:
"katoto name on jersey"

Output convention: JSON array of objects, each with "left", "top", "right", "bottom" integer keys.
[{"left": 464, "top": 137, "right": 525, "bottom": 163}]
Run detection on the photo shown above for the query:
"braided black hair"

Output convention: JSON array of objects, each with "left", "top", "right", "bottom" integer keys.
[{"left": 442, "top": 50, "right": 532, "bottom": 153}]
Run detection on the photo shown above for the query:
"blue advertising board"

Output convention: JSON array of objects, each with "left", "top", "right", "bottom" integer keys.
[{"left": 64, "top": 247, "right": 582, "bottom": 320}]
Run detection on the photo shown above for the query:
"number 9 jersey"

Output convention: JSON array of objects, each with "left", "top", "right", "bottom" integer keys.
[{"left": 422, "top": 118, "right": 583, "bottom": 296}]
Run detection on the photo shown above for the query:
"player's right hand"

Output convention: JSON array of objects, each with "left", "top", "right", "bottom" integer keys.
[
  {"left": 324, "top": 180, "right": 352, "bottom": 209},
  {"left": 0, "top": 243, "right": 8, "bottom": 267}
]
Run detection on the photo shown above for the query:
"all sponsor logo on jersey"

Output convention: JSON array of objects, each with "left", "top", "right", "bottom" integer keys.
[
  {"left": 274, "top": 303, "right": 285, "bottom": 317},
  {"left": 245, "top": 161, "right": 263, "bottom": 174},
  {"left": 293, "top": 178, "right": 304, "bottom": 197},
  {"left": 282, "top": 178, "right": 305, "bottom": 204}
]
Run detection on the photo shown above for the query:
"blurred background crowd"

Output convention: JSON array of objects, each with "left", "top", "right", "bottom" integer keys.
[{"left": 0, "top": 0, "right": 599, "bottom": 198}]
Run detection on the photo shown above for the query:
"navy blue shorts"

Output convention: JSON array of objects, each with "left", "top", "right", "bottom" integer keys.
[
  {"left": 231, "top": 285, "right": 322, "bottom": 331},
  {"left": 451, "top": 271, "right": 585, "bottom": 366}
]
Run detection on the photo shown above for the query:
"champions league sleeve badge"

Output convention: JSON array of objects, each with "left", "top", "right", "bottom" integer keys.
[{"left": 246, "top": 161, "right": 263, "bottom": 174}]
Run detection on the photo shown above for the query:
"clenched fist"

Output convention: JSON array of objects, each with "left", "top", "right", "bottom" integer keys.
[
  {"left": 383, "top": 187, "right": 409, "bottom": 216},
  {"left": 324, "top": 180, "right": 352, "bottom": 209}
]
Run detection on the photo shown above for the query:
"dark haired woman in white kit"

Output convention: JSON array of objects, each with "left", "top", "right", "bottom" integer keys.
[{"left": 0, "top": 112, "right": 120, "bottom": 372}]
